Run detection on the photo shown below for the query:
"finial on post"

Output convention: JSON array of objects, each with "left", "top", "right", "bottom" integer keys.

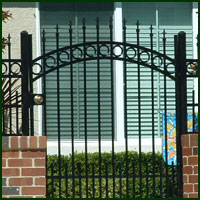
[
  {"left": 150, "top": 24, "right": 153, "bottom": 33},
  {"left": 163, "top": 29, "right": 166, "bottom": 38},
  {"left": 96, "top": 17, "right": 100, "bottom": 25},
  {"left": 123, "top": 18, "right": 127, "bottom": 29},
  {"left": 82, "top": 18, "right": 86, "bottom": 26}
]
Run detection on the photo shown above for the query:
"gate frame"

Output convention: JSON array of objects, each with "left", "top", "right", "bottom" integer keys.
[
  {"left": 174, "top": 31, "right": 187, "bottom": 198},
  {"left": 20, "top": 30, "right": 189, "bottom": 198}
]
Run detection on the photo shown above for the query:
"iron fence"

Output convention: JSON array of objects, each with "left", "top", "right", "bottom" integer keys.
[
  {"left": 1, "top": 17, "right": 198, "bottom": 198},
  {"left": 2, "top": 35, "right": 23, "bottom": 136}
]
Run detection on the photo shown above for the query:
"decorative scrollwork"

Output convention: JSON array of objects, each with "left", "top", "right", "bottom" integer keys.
[
  {"left": 32, "top": 41, "right": 176, "bottom": 82},
  {"left": 58, "top": 50, "right": 70, "bottom": 63},
  {"left": 126, "top": 47, "right": 137, "bottom": 60},
  {"left": 72, "top": 47, "right": 83, "bottom": 59},
  {"left": 86, "top": 45, "right": 97, "bottom": 57},
  {"left": 139, "top": 50, "right": 150, "bottom": 64},
  {"left": 113, "top": 45, "right": 123, "bottom": 58},
  {"left": 2, "top": 62, "right": 8, "bottom": 75},
  {"left": 2, "top": 60, "right": 22, "bottom": 76},
  {"left": 99, "top": 44, "right": 110, "bottom": 57},
  {"left": 166, "top": 63, "right": 175, "bottom": 75},
  {"left": 153, "top": 56, "right": 163, "bottom": 68},
  {"left": 45, "top": 55, "right": 56, "bottom": 68},
  {"left": 10, "top": 62, "right": 22, "bottom": 75},
  {"left": 32, "top": 63, "right": 42, "bottom": 75}
]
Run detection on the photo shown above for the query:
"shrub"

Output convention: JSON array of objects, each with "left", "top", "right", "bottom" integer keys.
[{"left": 47, "top": 151, "right": 178, "bottom": 198}]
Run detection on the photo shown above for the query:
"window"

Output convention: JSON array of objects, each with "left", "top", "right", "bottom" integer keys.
[
  {"left": 40, "top": 2, "right": 194, "bottom": 139},
  {"left": 40, "top": 2, "right": 114, "bottom": 139},
  {"left": 122, "top": 2, "right": 193, "bottom": 137}
]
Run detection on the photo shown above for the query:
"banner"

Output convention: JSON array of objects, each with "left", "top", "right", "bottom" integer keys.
[{"left": 162, "top": 112, "right": 198, "bottom": 165}]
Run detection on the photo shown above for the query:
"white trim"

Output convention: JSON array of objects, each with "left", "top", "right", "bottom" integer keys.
[
  {"left": 114, "top": 2, "right": 125, "bottom": 142},
  {"left": 36, "top": 2, "right": 43, "bottom": 136},
  {"left": 192, "top": 2, "right": 198, "bottom": 110},
  {"left": 47, "top": 138, "right": 162, "bottom": 155}
]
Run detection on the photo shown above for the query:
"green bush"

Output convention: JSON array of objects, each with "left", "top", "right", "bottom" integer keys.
[{"left": 47, "top": 151, "right": 178, "bottom": 198}]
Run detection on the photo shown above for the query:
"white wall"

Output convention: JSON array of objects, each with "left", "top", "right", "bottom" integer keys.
[
  {"left": 2, "top": 2, "right": 39, "bottom": 135},
  {"left": 47, "top": 138, "right": 162, "bottom": 155}
]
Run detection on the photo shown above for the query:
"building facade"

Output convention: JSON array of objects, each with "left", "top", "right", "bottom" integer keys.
[{"left": 2, "top": 2, "right": 198, "bottom": 154}]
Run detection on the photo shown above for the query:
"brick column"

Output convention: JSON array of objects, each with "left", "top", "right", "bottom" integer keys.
[
  {"left": 182, "top": 134, "right": 198, "bottom": 198},
  {"left": 2, "top": 136, "right": 47, "bottom": 198}
]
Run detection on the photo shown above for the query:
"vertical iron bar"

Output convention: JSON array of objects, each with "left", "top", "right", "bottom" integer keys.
[
  {"left": 28, "top": 34, "right": 34, "bottom": 136},
  {"left": 42, "top": 29, "right": 48, "bottom": 198},
  {"left": 155, "top": 10, "right": 161, "bottom": 138},
  {"left": 21, "top": 31, "right": 30, "bottom": 136},
  {"left": 196, "top": 34, "right": 198, "bottom": 60},
  {"left": 174, "top": 34, "right": 179, "bottom": 199},
  {"left": 2, "top": 88, "right": 5, "bottom": 134},
  {"left": 150, "top": 24, "right": 156, "bottom": 197},
  {"left": 8, "top": 34, "right": 12, "bottom": 134},
  {"left": 160, "top": 161, "right": 163, "bottom": 197},
  {"left": 132, "top": 161, "right": 136, "bottom": 198},
  {"left": 136, "top": 20, "right": 142, "bottom": 197},
  {"left": 119, "top": 162, "right": 122, "bottom": 198},
  {"left": 175, "top": 32, "right": 186, "bottom": 198},
  {"left": 51, "top": 163, "right": 54, "bottom": 198},
  {"left": 172, "top": 161, "right": 175, "bottom": 197},
  {"left": 55, "top": 24, "right": 62, "bottom": 198},
  {"left": 42, "top": 30, "right": 47, "bottom": 137},
  {"left": 82, "top": 18, "right": 89, "bottom": 198},
  {"left": 163, "top": 29, "right": 169, "bottom": 198},
  {"left": 75, "top": 16, "right": 80, "bottom": 139},
  {"left": 109, "top": 16, "right": 115, "bottom": 198},
  {"left": 92, "top": 163, "right": 95, "bottom": 198},
  {"left": 192, "top": 90, "right": 195, "bottom": 132},
  {"left": 123, "top": 18, "right": 129, "bottom": 198},
  {"left": 105, "top": 162, "right": 109, "bottom": 198},
  {"left": 65, "top": 163, "right": 69, "bottom": 198},
  {"left": 78, "top": 163, "right": 82, "bottom": 198},
  {"left": 146, "top": 163, "right": 149, "bottom": 198},
  {"left": 16, "top": 92, "right": 19, "bottom": 134},
  {"left": 69, "top": 21, "right": 75, "bottom": 198},
  {"left": 96, "top": 17, "right": 102, "bottom": 198},
  {"left": 178, "top": 32, "right": 187, "bottom": 132}
]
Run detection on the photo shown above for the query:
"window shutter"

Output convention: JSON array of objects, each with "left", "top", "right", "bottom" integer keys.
[
  {"left": 40, "top": 3, "right": 114, "bottom": 139},
  {"left": 122, "top": 2, "right": 193, "bottom": 137}
]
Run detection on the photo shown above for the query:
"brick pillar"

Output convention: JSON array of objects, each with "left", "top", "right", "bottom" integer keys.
[
  {"left": 2, "top": 136, "right": 47, "bottom": 198},
  {"left": 182, "top": 134, "right": 198, "bottom": 198}
]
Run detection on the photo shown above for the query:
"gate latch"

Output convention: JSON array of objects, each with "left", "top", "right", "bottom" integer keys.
[
  {"left": 33, "top": 94, "right": 44, "bottom": 105},
  {"left": 28, "top": 93, "right": 44, "bottom": 105}
]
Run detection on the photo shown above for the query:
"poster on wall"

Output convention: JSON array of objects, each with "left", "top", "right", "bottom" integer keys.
[{"left": 162, "top": 112, "right": 198, "bottom": 165}]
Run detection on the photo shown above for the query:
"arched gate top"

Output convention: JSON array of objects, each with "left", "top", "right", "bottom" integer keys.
[{"left": 32, "top": 41, "right": 176, "bottom": 82}]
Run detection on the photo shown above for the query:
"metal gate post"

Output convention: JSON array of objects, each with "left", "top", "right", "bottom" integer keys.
[
  {"left": 28, "top": 34, "right": 34, "bottom": 136},
  {"left": 175, "top": 31, "right": 187, "bottom": 198},
  {"left": 21, "top": 31, "right": 31, "bottom": 136}
]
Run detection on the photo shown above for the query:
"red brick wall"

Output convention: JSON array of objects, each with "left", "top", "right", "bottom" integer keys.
[
  {"left": 2, "top": 136, "right": 47, "bottom": 198},
  {"left": 181, "top": 134, "right": 198, "bottom": 198}
]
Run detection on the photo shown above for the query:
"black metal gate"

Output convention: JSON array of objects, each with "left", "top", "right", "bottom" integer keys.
[{"left": 2, "top": 18, "right": 198, "bottom": 198}]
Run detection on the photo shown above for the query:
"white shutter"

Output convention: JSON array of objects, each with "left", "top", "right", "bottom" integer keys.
[
  {"left": 122, "top": 2, "right": 193, "bottom": 137},
  {"left": 40, "top": 2, "right": 114, "bottom": 139}
]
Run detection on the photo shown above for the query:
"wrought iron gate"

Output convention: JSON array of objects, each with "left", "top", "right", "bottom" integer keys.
[{"left": 2, "top": 18, "right": 198, "bottom": 198}]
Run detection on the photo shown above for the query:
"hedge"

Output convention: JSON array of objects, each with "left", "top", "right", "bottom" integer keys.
[{"left": 47, "top": 151, "right": 178, "bottom": 198}]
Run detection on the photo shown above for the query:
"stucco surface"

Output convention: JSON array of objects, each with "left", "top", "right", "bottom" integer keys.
[
  {"left": 2, "top": 2, "right": 37, "bottom": 59},
  {"left": 2, "top": 2, "right": 39, "bottom": 135}
]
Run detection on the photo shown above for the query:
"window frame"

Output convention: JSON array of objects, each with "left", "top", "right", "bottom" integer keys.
[{"left": 36, "top": 2, "right": 197, "bottom": 142}]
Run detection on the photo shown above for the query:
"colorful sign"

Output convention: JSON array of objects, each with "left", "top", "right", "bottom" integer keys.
[{"left": 162, "top": 112, "right": 198, "bottom": 165}]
